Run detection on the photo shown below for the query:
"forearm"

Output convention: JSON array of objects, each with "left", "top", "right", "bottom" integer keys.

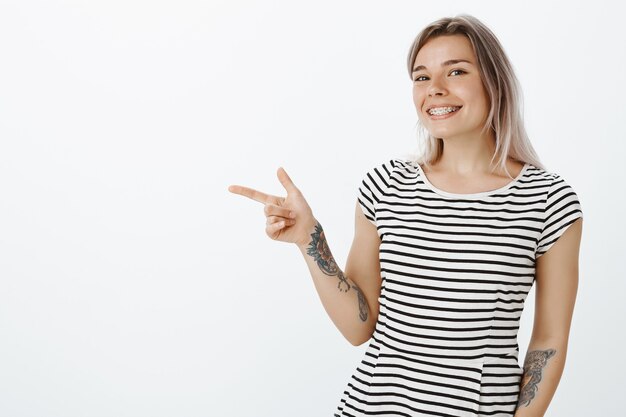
[
  {"left": 514, "top": 337, "right": 569, "bottom": 417},
  {"left": 297, "top": 219, "right": 375, "bottom": 346}
]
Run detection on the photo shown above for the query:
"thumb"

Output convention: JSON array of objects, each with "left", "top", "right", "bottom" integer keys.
[{"left": 276, "top": 167, "right": 300, "bottom": 195}]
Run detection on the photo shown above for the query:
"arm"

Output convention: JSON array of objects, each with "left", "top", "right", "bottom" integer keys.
[
  {"left": 296, "top": 201, "right": 382, "bottom": 346},
  {"left": 514, "top": 217, "right": 583, "bottom": 417}
]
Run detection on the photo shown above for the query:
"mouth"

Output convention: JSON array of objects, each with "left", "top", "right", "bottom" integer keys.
[{"left": 426, "top": 105, "right": 463, "bottom": 119}]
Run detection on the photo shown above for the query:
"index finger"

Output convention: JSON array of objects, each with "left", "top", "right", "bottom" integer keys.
[{"left": 228, "top": 184, "right": 281, "bottom": 205}]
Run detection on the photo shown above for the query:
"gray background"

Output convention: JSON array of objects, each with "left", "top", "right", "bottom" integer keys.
[{"left": 0, "top": 0, "right": 623, "bottom": 416}]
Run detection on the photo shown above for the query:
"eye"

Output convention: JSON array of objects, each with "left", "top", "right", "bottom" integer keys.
[{"left": 413, "top": 69, "right": 466, "bottom": 82}]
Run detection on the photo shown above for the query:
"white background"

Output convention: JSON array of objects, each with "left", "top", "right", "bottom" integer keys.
[{"left": 0, "top": 1, "right": 623, "bottom": 416}]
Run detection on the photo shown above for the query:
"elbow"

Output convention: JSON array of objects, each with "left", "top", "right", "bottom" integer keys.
[
  {"left": 351, "top": 337, "right": 371, "bottom": 347},
  {"left": 349, "top": 336, "right": 369, "bottom": 347},
  {"left": 349, "top": 336, "right": 363, "bottom": 347},
  {"left": 530, "top": 330, "right": 570, "bottom": 346},
  {"left": 348, "top": 327, "right": 375, "bottom": 346}
]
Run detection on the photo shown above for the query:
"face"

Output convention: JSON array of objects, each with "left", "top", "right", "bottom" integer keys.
[{"left": 412, "top": 34, "right": 491, "bottom": 141}]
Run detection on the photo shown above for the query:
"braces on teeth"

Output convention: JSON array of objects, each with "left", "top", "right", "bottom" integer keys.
[{"left": 429, "top": 107, "right": 459, "bottom": 115}]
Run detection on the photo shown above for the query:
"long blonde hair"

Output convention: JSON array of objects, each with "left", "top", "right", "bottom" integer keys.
[{"left": 403, "top": 14, "right": 545, "bottom": 177}]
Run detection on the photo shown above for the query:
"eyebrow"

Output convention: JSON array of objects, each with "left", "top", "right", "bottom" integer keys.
[{"left": 412, "top": 59, "right": 473, "bottom": 73}]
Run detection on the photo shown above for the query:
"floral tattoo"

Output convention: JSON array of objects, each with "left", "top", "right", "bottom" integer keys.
[
  {"left": 517, "top": 348, "right": 556, "bottom": 408},
  {"left": 305, "top": 221, "right": 369, "bottom": 322}
]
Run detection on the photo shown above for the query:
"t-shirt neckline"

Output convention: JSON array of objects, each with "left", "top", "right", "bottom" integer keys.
[{"left": 414, "top": 162, "right": 530, "bottom": 198}]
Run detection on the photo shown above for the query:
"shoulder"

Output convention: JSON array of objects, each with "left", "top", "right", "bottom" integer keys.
[
  {"left": 361, "top": 157, "right": 418, "bottom": 179},
  {"left": 533, "top": 164, "right": 583, "bottom": 258},
  {"left": 357, "top": 157, "right": 417, "bottom": 202},
  {"left": 526, "top": 163, "right": 553, "bottom": 180},
  {"left": 531, "top": 165, "right": 582, "bottom": 200},
  {"left": 527, "top": 163, "right": 577, "bottom": 185},
  {"left": 524, "top": 164, "right": 582, "bottom": 201}
]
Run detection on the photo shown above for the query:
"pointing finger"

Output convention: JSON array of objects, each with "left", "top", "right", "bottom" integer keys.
[{"left": 228, "top": 184, "right": 280, "bottom": 205}]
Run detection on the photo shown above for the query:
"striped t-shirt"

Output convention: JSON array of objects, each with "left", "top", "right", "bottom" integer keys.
[{"left": 334, "top": 158, "right": 583, "bottom": 417}]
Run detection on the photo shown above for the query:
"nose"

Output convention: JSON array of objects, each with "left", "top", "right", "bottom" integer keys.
[{"left": 428, "top": 77, "right": 447, "bottom": 97}]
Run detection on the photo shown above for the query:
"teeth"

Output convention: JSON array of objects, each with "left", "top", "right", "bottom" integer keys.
[{"left": 428, "top": 106, "right": 459, "bottom": 115}]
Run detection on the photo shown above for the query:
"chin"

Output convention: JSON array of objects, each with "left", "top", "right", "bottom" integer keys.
[{"left": 426, "top": 129, "right": 457, "bottom": 139}]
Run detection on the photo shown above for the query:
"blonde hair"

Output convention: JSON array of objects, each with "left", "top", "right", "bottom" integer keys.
[{"left": 403, "top": 14, "right": 546, "bottom": 177}]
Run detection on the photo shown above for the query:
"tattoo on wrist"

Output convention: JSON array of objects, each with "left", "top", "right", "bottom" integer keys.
[
  {"left": 305, "top": 221, "right": 369, "bottom": 322},
  {"left": 517, "top": 348, "right": 556, "bottom": 408}
]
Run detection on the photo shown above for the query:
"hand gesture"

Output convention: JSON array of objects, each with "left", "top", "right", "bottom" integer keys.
[{"left": 228, "top": 167, "right": 316, "bottom": 247}]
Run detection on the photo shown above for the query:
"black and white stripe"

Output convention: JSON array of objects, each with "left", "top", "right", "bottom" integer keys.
[{"left": 334, "top": 158, "right": 583, "bottom": 417}]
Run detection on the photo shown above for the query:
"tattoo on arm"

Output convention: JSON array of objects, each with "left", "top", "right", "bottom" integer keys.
[
  {"left": 517, "top": 348, "right": 556, "bottom": 408},
  {"left": 351, "top": 281, "right": 368, "bottom": 322},
  {"left": 305, "top": 221, "right": 369, "bottom": 322}
]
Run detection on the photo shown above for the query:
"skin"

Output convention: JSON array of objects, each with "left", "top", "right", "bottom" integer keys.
[{"left": 411, "top": 34, "right": 525, "bottom": 187}]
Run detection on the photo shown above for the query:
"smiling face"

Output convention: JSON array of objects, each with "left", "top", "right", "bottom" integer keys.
[{"left": 412, "top": 34, "right": 491, "bottom": 142}]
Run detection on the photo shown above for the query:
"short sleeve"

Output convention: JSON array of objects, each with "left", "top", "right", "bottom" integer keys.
[
  {"left": 356, "top": 159, "right": 395, "bottom": 226},
  {"left": 535, "top": 175, "right": 583, "bottom": 259}
]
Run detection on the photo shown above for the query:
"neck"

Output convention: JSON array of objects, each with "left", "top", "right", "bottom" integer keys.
[{"left": 435, "top": 130, "right": 499, "bottom": 175}]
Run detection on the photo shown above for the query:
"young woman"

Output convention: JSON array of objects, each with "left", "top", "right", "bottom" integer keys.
[{"left": 228, "top": 14, "right": 583, "bottom": 417}]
